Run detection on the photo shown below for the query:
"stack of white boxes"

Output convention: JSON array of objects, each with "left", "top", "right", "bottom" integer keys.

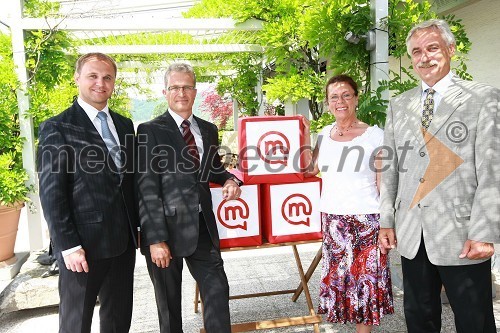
[{"left": 210, "top": 116, "right": 322, "bottom": 248}]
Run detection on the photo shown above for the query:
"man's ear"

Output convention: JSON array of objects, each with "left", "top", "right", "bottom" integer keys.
[{"left": 449, "top": 43, "right": 456, "bottom": 57}]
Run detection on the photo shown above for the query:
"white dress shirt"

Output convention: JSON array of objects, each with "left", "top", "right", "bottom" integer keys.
[
  {"left": 78, "top": 97, "right": 120, "bottom": 145},
  {"left": 421, "top": 71, "right": 453, "bottom": 112},
  {"left": 168, "top": 109, "right": 204, "bottom": 161}
]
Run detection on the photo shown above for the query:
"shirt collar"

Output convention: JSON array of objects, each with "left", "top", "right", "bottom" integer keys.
[
  {"left": 78, "top": 97, "right": 110, "bottom": 120},
  {"left": 168, "top": 109, "right": 194, "bottom": 129},
  {"left": 422, "top": 71, "right": 453, "bottom": 96}
]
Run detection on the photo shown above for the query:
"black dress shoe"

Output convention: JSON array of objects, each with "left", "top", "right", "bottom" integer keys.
[
  {"left": 36, "top": 252, "right": 56, "bottom": 266},
  {"left": 41, "top": 261, "right": 59, "bottom": 278}
]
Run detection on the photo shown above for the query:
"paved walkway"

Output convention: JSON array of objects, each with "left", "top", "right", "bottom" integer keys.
[
  {"left": 1, "top": 244, "right": 500, "bottom": 332},
  {"left": 1, "top": 209, "right": 500, "bottom": 332}
]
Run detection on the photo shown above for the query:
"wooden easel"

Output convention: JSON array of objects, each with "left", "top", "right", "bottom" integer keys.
[{"left": 194, "top": 240, "right": 323, "bottom": 333}]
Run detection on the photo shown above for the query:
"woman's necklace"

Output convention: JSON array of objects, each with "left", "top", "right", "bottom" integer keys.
[{"left": 334, "top": 121, "right": 357, "bottom": 136}]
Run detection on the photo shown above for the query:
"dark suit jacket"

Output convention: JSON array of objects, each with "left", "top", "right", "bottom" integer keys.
[
  {"left": 136, "top": 112, "right": 233, "bottom": 257},
  {"left": 38, "top": 101, "right": 139, "bottom": 261}
]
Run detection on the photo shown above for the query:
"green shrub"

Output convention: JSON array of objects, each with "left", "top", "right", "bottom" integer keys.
[{"left": 0, "top": 152, "right": 29, "bottom": 206}]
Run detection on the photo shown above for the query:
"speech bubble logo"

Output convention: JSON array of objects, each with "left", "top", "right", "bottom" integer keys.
[
  {"left": 281, "top": 193, "right": 312, "bottom": 226},
  {"left": 257, "top": 131, "right": 290, "bottom": 165},
  {"left": 217, "top": 198, "right": 250, "bottom": 230}
]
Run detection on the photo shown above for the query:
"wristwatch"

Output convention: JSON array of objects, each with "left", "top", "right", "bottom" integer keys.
[{"left": 229, "top": 177, "right": 243, "bottom": 187}]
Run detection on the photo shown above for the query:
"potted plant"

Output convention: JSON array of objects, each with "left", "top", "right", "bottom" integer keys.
[
  {"left": 0, "top": 153, "right": 28, "bottom": 262},
  {"left": 0, "top": 32, "right": 29, "bottom": 263}
]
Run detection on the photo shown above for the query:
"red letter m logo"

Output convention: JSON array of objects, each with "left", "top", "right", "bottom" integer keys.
[
  {"left": 281, "top": 194, "right": 312, "bottom": 226},
  {"left": 265, "top": 140, "right": 286, "bottom": 156}
]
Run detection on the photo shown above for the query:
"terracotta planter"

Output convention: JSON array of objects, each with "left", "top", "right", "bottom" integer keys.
[{"left": 0, "top": 202, "right": 24, "bottom": 262}]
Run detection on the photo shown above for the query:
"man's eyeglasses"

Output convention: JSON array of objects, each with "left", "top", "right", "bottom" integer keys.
[
  {"left": 167, "top": 86, "right": 196, "bottom": 93},
  {"left": 328, "top": 93, "right": 355, "bottom": 102}
]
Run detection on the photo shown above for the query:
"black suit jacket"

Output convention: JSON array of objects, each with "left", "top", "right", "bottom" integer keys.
[
  {"left": 38, "top": 101, "right": 139, "bottom": 261},
  {"left": 136, "top": 112, "right": 233, "bottom": 257}
]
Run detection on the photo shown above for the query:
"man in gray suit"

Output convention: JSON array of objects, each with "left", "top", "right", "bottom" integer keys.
[{"left": 379, "top": 19, "right": 500, "bottom": 332}]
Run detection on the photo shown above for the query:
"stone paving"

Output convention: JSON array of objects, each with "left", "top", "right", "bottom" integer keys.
[{"left": 1, "top": 243, "right": 500, "bottom": 332}]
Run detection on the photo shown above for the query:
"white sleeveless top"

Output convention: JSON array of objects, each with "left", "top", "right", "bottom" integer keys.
[{"left": 317, "top": 124, "right": 384, "bottom": 215}]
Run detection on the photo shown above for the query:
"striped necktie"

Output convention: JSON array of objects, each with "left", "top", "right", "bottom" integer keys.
[
  {"left": 181, "top": 119, "right": 200, "bottom": 168},
  {"left": 421, "top": 88, "right": 435, "bottom": 130},
  {"left": 96, "top": 112, "right": 122, "bottom": 172}
]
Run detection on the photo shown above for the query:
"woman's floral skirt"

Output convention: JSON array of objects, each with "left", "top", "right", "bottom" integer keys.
[{"left": 318, "top": 213, "right": 394, "bottom": 325}]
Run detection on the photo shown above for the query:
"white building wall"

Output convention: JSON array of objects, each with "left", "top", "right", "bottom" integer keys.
[
  {"left": 451, "top": 0, "right": 500, "bottom": 89},
  {"left": 389, "top": 0, "right": 500, "bottom": 89}
]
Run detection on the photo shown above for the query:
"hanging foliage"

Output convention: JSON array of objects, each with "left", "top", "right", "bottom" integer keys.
[{"left": 187, "top": 0, "right": 472, "bottom": 128}]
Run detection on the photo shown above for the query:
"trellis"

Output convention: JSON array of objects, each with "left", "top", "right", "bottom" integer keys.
[
  {"left": 6, "top": 0, "right": 388, "bottom": 250},
  {"left": 7, "top": 1, "right": 264, "bottom": 250}
]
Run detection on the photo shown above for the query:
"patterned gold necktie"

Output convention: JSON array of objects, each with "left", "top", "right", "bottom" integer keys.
[{"left": 421, "top": 88, "right": 435, "bottom": 130}]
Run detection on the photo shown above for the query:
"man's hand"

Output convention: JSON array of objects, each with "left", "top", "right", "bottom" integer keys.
[
  {"left": 301, "top": 115, "right": 311, "bottom": 140},
  {"left": 459, "top": 240, "right": 495, "bottom": 260},
  {"left": 63, "top": 248, "right": 89, "bottom": 273},
  {"left": 378, "top": 228, "right": 397, "bottom": 254},
  {"left": 222, "top": 179, "right": 242, "bottom": 200},
  {"left": 150, "top": 242, "right": 172, "bottom": 268}
]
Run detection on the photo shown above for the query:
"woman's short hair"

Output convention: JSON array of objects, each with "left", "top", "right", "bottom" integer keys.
[{"left": 325, "top": 74, "right": 359, "bottom": 100}]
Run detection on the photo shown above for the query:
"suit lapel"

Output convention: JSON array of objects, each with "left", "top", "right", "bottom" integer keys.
[
  {"left": 402, "top": 88, "right": 426, "bottom": 148},
  {"left": 69, "top": 102, "right": 121, "bottom": 182},
  {"left": 72, "top": 102, "right": 123, "bottom": 173},
  {"left": 427, "top": 78, "right": 464, "bottom": 137},
  {"left": 110, "top": 110, "right": 135, "bottom": 174},
  {"left": 71, "top": 102, "right": 108, "bottom": 150},
  {"left": 194, "top": 115, "right": 211, "bottom": 166},
  {"left": 109, "top": 110, "right": 125, "bottom": 145},
  {"left": 401, "top": 81, "right": 464, "bottom": 148},
  {"left": 195, "top": 116, "right": 214, "bottom": 180},
  {"left": 158, "top": 112, "right": 189, "bottom": 153}
]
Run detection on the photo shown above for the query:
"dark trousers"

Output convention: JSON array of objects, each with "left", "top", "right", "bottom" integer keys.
[
  {"left": 57, "top": 242, "right": 136, "bottom": 333},
  {"left": 145, "top": 213, "right": 231, "bottom": 333},
  {"left": 401, "top": 239, "right": 496, "bottom": 333}
]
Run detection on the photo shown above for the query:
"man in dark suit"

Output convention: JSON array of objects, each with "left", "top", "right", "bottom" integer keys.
[
  {"left": 38, "top": 53, "right": 139, "bottom": 333},
  {"left": 136, "top": 63, "right": 242, "bottom": 333},
  {"left": 379, "top": 19, "right": 500, "bottom": 332}
]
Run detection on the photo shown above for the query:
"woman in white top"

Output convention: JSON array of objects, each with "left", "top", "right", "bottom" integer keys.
[{"left": 304, "top": 75, "right": 394, "bottom": 333}]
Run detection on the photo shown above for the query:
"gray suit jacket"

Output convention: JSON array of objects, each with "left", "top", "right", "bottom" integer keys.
[{"left": 380, "top": 76, "right": 500, "bottom": 265}]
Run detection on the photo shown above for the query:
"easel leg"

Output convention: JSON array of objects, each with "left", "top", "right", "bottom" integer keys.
[
  {"left": 194, "top": 283, "right": 200, "bottom": 313},
  {"left": 292, "top": 245, "right": 321, "bottom": 333},
  {"left": 292, "top": 245, "right": 322, "bottom": 302}
]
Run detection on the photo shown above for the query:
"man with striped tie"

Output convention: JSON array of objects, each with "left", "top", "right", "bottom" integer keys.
[
  {"left": 38, "top": 53, "right": 139, "bottom": 332},
  {"left": 136, "top": 63, "right": 242, "bottom": 333}
]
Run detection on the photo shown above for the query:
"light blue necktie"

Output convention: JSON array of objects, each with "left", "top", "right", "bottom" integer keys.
[{"left": 96, "top": 112, "right": 122, "bottom": 172}]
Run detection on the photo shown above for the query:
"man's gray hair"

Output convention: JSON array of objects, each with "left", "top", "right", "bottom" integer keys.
[
  {"left": 164, "top": 63, "right": 196, "bottom": 87},
  {"left": 406, "top": 19, "right": 456, "bottom": 55}
]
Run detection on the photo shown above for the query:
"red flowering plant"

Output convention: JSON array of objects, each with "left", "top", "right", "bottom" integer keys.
[{"left": 199, "top": 85, "right": 234, "bottom": 130}]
